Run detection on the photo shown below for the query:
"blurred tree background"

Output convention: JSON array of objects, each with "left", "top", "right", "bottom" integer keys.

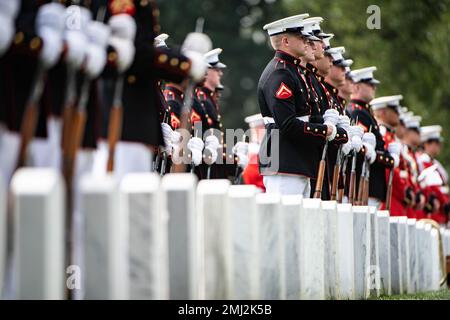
[{"left": 158, "top": 0, "right": 450, "bottom": 168}]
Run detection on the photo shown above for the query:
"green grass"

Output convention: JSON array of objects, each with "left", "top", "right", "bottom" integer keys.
[{"left": 373, "top": 289, "right": 450, "bottom": 300}]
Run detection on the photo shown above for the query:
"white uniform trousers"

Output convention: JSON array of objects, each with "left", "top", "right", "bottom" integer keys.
[{"left": 263, "top": 174, "right": 311, "bottom": 197}]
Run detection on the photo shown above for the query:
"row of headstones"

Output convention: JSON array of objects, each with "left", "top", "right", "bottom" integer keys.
[{"left": 0, "top": 168, "right": 449, "bottom": 299}]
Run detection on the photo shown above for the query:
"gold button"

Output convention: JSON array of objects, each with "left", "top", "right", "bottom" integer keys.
[
  {"left": 315, "top": 128, "right": 318, "bottom": 132},
  {"left": 180, "top": 61, "right": 190, "bottom": 71},
  {"left": 380, "top": 156, "right": 383, "bottom": 160},
  {"left": 336, "top": 134, "right": 340, "bottom": 138},
  {"left": 140, "top": 0, "right": 149, "bottom": 6},
  {"left": 30, "top": 37, "right": 41, "bottom": 50},
  {"left": 323, "top": 131, "right": 326, "bottom": 134},
  {"left": 108, "top": 51, "right": 118, "bottom": 62},
  {"left": 127, "top": 75, "right": 136, "bottom": 84},
  {"left": 344, "top": 134, "right": 347, "bottom": 137},
  {"left": 152, "top": 8, "right": 160, "bottom": 17},
  {"left": 158, "top": 54, "right": 168, "bottom": 63},
  {"left": 14, "top": 32, "right": 24, "bottom": 45},
  {"left": 307, "top": 127, "right": 310, "bottom": 130},
  {"left": 170, "top": 58, "right": 179, "bottom": 67},
  {"left": 391, "top": 160, "right": 394, "bottom": 164}
]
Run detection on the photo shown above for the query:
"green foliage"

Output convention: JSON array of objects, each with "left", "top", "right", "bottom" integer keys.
[{"left": 158, "top": 0, "right": 450, "bottom": 168}]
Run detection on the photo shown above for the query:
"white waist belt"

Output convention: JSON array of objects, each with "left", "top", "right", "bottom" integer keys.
[{"left": 263, "top": 115, "right": 310, "bottom": 125}]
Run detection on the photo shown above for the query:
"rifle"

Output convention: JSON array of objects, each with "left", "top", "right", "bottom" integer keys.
[
  {"left": 106, "top": 75, "right": 124, "bottom": 173},
  {"left": 385, "top": 167, "right": 395, "bottom": 211},
  {"left": 355, "top": 158, "right": 366, "bottom": 205},
  {"left": 313, "top": 142, "right": 328, "bottom": 199},
  {"left": 362, "top": 159, "right": 371, "bottom": 205},
  {"left": 337, "top": 155, "right": 347, "bottom": 203},
  {"left": 16, "top": 63, "right": 46, "bottom": 169},
  {"left": 348, "top": 150, "right": 357, "bottom": 204},
  {"left": 61, "top": 66, "right": 77, "bottom": 153},
  {"left": 330, "top": 147, "right": 341, "bottom": 200},
  {"left": 159, "top": 112, "right": 169, "bottom": 176}
]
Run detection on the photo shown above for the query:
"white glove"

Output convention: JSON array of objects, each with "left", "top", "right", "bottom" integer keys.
[
  {"left": 0, "top": 0, "right": 20, "bottom": 56},
  {"left": 337, "top": 115, "right": 351, "bottom": 132},
  {"left": 233, "top": 141, "right": 249, "bottom": 168},
  {"left": 187, "top": 137, "right": 204, "bottom": 166},
  {"left": 108, "top": 14, "right": 136, "bottom": 72},
  {"left": 0, "top": 0, "right": 20, "bottom": 55},
  {"left": 351, "top": 135, "right": 363, "bottom": 153},
  {"left": 348, "top": 125, "right": 364, "bottom": 139},
  {"left": 63, "top": 6, "right": 91, "bottom": 69},
  {"left": 391, "top": 154, "right": 400, "bottom": 168},
  {"left": 326, "top": 124, "right": 337, "bottom": 141},
  {"left": 341, "top": 142, "right": 353, "bottom": 156},
  {"left": 204, "top": 135, "right": 220, "bottom": 164},
  {"left": 362, "top": 132, "right": 376, "bottom": 148},
  {"left": 0, "top": 13, "right": 14, "bottom": 56},
  {"left": 161, "top": 123, "right": 174, "bottom": 154},
  {"left": 363, "top": 143, "right": 376, "bottom": 164},
  {"left": 387, "top": 142, "right": 402, "bottom": 156},
  {"left": 184, "top": 50, "right": 208, "bottom": 83},
  {"left": 323, "top": 109, "right": 340, "bottom": 126},
  {"left": 84, "top": 21, "right": 110, "bottom": 79},
  {"left": 36, "top": 3, "right": 66, "bottom": 69}
]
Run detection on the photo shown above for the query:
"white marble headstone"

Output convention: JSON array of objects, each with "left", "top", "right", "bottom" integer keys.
[
  {"left": 415, "top": 221, "right": 426, "bottom": 292},
  {"left": 352, "top": 206, "right": 370, "bottom": 299},
  {"left": 322, "top": 200, "right": 339, "bottom": 299},
  {"left": 120, "top": 173, "right": 168, "bottom": 300},
  {"left": 197, "top": 179, "right": 232, "bottom": 300},
  {"left": 336, "top": 203, "right": 355, "bottom": 300},
  {"left": 368, "top": 206, "right": 380, "bottom": 298},
  {"left": 11, "top": 168, "right": 66, "bottom": 299},
  {"left": 406, "top": 219, "right": 418, "bottom": 294},
  {"left": 299, "top": 198, "right": 325, "bottom": 300},
  {"left": 0, "top": 173, "right": 5, "bottom": 298},
  {"left": 281, "top": 195, "right": 302, "bottom": 300},
  {"left": 255, "top": 193, "right": 284, "bottom": 300},
  {"left": 376, "top": 210, "right": 391, "bottom": 296},
  {"left": 162, "top": 173, "right": 198, "bottom": 300},
  {"left": 389, "top": 217, "right": 402, "bottom": 295},
  {"left": 227, "top": 185, "right": 259, "bottom": 300},
  {"left": 80, "top": 174, "right": 128, "bottom": 300},
  {"left": 423, "top": 224, "right": 433, "bottom": 291},
  {"left": 430, "top": 228, "right": 441, "bottom": 291},
  {"left": 397, "top": 216, "right": 409, "bottom": 294}
]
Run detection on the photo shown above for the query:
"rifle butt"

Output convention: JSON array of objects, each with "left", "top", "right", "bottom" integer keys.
[
  {"left": 106, "top": 107, "right": 123, "bottom": 173},
  {"left": 313, "top": 159, "right": 326, "bottom": 199}
]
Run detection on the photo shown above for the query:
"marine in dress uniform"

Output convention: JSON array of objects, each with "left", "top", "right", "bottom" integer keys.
[
  {"left": 371, "top": 95, "right": 413, "bottom": 215},
  {"left": 401, "top": 112, "right": 428, "bottom": 219},
  {"left": 258, "top": 14, "right": 336, "bottom": 196},
  {"left": 194, "top": 48, "right": 232, "bottom": 180},
  {"left": 301, "top": 18, "right": 349, "bottom": 199},
  {"left": 417, "top": 125, "right": 450, "bottom": 225},
  {"left": 93, "top": 0, "right": 206, "bottom": 178},
  {"left": 347, "top": 67, "right": 395, "bottom": 207}
]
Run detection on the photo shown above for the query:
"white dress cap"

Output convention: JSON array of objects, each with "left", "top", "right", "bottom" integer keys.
[
  {"left": 154, "top": 33, "right": 169, "bottom": 48},
  {"left": 350, "top": 66, "right": 380, "bottom": 84},
  {"left": 420, "top": 125, "right": 443, "bottom": 142},
  {"left": 302, "top": 17, "right": 321, "bottom": 40},
  {"left": 404, "top": 115, "right": 422, "bottom": 129},
  {"left": 263, "top": 14, "right": 309, "bottom": 36},
  {"left": 204, "top": 48, "right": 227, "bottom": 68},
  {"left": 370, "top": 95, "right": 403, "bottom": 111}
]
